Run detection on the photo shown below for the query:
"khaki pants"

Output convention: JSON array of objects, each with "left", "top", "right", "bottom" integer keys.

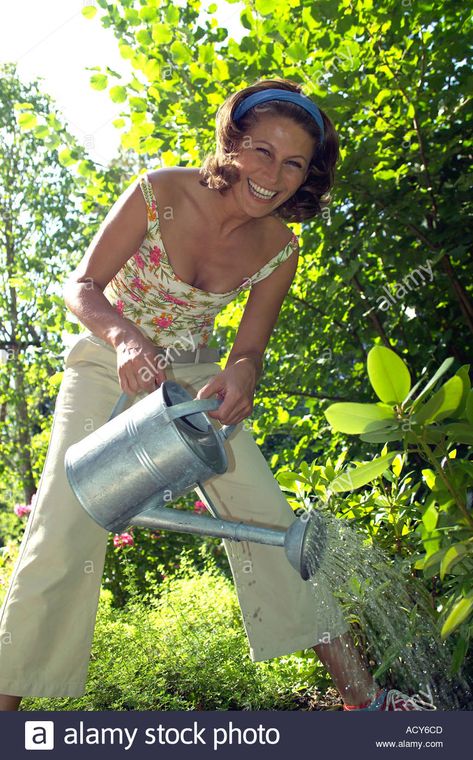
[{"left": 0, "top": 333, "right": 348, "bottom": 698}]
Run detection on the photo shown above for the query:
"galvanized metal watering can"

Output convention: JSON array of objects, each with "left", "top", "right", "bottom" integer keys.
[{"left": 65, "top": 381, "right": 327, "bottom": 580}]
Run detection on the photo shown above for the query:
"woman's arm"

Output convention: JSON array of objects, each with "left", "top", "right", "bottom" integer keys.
[
  {"left": 197, "top": 243, "right": 300, "bottom": 425},
  {"left": 63, "top": 176, "right": 166, "bottom": 395}
]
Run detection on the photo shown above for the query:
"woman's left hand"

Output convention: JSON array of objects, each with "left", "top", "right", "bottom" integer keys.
[{"left": 196, "top": 361, "right": 257, "bottom": 426}]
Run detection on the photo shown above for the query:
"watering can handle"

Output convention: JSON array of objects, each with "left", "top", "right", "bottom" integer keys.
[
  {"left": 109, "top": 392, "right": 236, "bottom": 439},
  {"left": 165, "top": 397, "right": 237, "bottom": 440}
]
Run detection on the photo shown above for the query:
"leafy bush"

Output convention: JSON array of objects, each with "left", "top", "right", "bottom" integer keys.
[{"left": 277, "top": 345, "right": 473, "bottom": 674}]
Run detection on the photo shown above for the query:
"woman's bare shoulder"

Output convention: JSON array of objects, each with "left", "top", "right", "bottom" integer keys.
[
  {"left": 264, "top": 215, "right": 296, "bottom": 254},
  {"left": 147, "top": 166, "right": 192, "bottom": 194}
]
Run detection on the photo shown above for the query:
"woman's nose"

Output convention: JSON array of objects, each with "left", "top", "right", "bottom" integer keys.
[{"left": 262, "top": 163, "right": 283, "bottom": 188}]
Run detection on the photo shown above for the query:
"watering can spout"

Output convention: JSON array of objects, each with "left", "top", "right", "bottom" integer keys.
[
  {"left": 284, "top": 510, "right": 328, "bottom": 580},
  {"left": 129, "top": 497, "right": 328, "bottom": 581}
]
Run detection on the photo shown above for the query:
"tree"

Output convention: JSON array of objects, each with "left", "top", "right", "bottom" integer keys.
[{"left": 0, "top": 63, "right": 118, "bottom": 503}]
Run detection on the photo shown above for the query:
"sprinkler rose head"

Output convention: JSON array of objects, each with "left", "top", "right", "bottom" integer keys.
[{"left": 284, "top": 510, "right": 328, "bottom": 580}]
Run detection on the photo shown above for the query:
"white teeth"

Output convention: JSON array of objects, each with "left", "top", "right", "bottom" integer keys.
[{"left": 248, "top": 178, "right": 277, "bottom": 199}]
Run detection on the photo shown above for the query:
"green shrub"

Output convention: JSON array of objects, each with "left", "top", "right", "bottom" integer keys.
[{"left": 21, "top": 560, "right": 325, "bottom": 711}]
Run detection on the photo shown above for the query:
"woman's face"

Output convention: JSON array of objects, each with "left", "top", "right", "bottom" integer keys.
[{"left": 232, "top": 112, "right": 316, "bottom": 216}]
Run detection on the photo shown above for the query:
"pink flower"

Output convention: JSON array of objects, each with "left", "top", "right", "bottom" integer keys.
[
  {"left": 115, "top": 300, "right": 124, "bottom": 316},
  {"left": 161, "top": 292, "right": 190, "bottom": 307},
  {"left": 194, "top": 500, "right": 207, "bottom": 514},
  {"left": 14, "top": 503, "right": 31, "bottom": 518},
  {"left": 153, "top": 315, "right": 173, "bottom": 328},
  {"left": 149, "top": 246, "right": 162, "bottom": 266},
  {"left": 14, "top": 492, "right": 36, "bottom": 517},
  {"left": 131, "top": 276, "right": 145, "bottom": 291},
  {"left": 113, "top": 532, "right": 134, "bottom": 548},
  {"left": 134, "top": 252, "right": 145, "bottom": 270}
]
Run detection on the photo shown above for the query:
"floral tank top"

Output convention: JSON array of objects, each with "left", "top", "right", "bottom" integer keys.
[{"left": 103, "top": 173, "right": 299, "bottom": 349}]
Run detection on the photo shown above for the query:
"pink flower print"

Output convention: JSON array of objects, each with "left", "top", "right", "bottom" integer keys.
[
  {"left": 161, "top": 292, "right": 190, "bottom": 307},
  {"left": 153, "top": 313, "right": 173, "bottom": 328},
  {"left": 147, "top": 200, "right": 157, "bottom": 222},
  {"left": 115, "top": 300, "right": 124, "bottom": 316},
  {"left": 14, "top": 503, "right": 31, "bottom": 518},
  {"left": 131, "top": 276, "right": 145, "bottom": 291},
  {"left": 113, "top": 532, "right": 134, "bottom": 548},
  {"left": 194, "top": 500, "right": 207, "bottom": 514},
  {"left": 149, "top": 246, "right": 162, "bottom": 266},
  {"left": 134, "top": 252, "right": 145, "bottom": 270}
]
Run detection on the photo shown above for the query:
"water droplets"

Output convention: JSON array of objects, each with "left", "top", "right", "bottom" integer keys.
[{"left": 305, "top": 510, "right": 472, "bottom": 709}]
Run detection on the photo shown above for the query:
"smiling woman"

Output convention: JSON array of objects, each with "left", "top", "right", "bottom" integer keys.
[{"left": 0, "top": 76, "right": 433, "bottom": 713}]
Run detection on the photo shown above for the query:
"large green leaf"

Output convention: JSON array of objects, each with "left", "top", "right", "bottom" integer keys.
[
  {"left": 440, "top": 542, "right": 471, "bottom": 581},
  {"left": 367, "top": 346, "right": 411, "bottom": 404},
  {"left": 422, "top": 500, "right": 438, "bottom": 532},
  {"left": 324, "top": 403, "right": 396, "bottom": 434},
  {"left": 410, "top": 358, "right": 455, "bottom": 408},
  {"left": 414, "top": 376, "right": 464, "bottom": 424},
  {"left": 329, "top": 452, "right": 399, "bottom": 493},
  {"left": 441, "top": 593, "right": 473, "bottom": 639}
]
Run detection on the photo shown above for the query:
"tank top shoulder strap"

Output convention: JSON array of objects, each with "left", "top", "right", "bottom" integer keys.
[
  {"left": 250, "top": 232, "right": 299, "bottom": 286},
  {"left": 138, "top": 172, "right": 160, "bottom": 234}
]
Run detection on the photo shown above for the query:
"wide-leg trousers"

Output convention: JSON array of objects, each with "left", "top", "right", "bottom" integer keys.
[{"left": 0, "top": 333, "right": 349, "bottom": 697}]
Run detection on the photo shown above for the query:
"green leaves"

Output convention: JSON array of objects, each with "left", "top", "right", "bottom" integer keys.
[
  {"left": 90, "top": 74, "right": 108, "bottom": 91},
  {"left": 329, "top": 451, "right": 399, "bottom": 492},
  {"left": 441, "top": 593, "right": 473, "bottom": 639},
  {"left": 81, "top": 5, "right": 97, "bottom": 20},
  {"left": 440, "top": 542, "right": 470, "bottom": 581},
  {"left": 170, "top": 41, "right": 193, "bottom": 64},
  {"left": 367, "top": 346, "right": 411, "bottom": 404},
  {"left": 413, "top": 376, "right": 464, "bottom": 424},
  {"left": 324, "top": 402, "right": 395, "bottom": 434}
]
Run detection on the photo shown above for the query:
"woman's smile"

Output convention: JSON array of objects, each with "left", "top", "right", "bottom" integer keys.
[{"left": 247, "top": 177, "right": 279, "bottom": 202}]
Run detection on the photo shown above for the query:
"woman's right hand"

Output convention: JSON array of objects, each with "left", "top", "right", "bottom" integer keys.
[{"left": 115, "top": 331, "right": 167, "bottom": 395}]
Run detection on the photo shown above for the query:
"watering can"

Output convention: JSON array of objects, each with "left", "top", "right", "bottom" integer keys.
[{"left": 64, "top": 381, "right": 327, "bottom": 580}]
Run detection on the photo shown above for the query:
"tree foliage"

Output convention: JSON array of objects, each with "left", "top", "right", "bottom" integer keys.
[{"left": 1, "top": 0, "right": 472, "bottom": 691}]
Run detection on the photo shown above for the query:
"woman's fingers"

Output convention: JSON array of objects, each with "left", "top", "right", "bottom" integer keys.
[
  {"left": 196, "top": 375, "right": 224, "bottom": 400},
  {"left": 203, "top": 387, "right": 251, "bottom": 425},
  {"left": 116, "top": 339, "right": 168, "bottom": 394}
]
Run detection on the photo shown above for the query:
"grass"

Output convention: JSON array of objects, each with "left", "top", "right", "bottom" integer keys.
[{"left": 5, "top": 560, "right": 330, "bottom": 711}]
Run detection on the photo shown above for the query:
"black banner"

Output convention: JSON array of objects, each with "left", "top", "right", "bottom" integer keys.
[{"left": 0, "top": 709, "right": 469, "bottom": 759}]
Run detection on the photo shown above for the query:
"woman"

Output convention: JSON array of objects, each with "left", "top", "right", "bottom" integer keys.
[{"left": 0, "top": 78, "right": 432, "bottom": 711}]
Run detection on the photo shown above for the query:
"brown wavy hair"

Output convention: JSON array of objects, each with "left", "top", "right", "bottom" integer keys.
[{"left": 198, "top": 77, "right": 339, "bottom": 222}]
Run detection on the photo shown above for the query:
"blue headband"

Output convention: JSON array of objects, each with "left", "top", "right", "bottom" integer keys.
[{"left": 233, "top": 88, "right": 325, "bottom": 144}]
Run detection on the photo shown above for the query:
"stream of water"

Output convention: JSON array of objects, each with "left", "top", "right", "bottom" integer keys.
[{"left": 304, "top": 508, "right": 472, "bottom": 710}]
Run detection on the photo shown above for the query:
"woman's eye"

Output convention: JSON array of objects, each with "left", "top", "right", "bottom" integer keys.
[{"left": 256, "top": 148, "right": 302, "bottom": 168}]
